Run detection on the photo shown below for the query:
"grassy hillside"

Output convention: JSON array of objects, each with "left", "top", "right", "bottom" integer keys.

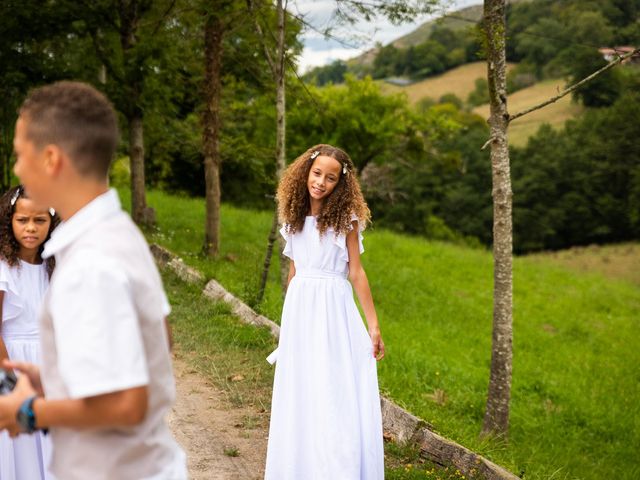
[
  {"left": 127, "top": 188, "right": 640, "bottom": 480},
  {"left": 392, "top": 4, "right": 484, "bottom": 49},
  {"left": 473, "top": 79, "right": 584, "bottom": 146},
  {"left": 379, "top": 61, "right": 513, "bottom": 104},
  {"left": 377, "top": 65, "right": 583, "bottom": 147}
]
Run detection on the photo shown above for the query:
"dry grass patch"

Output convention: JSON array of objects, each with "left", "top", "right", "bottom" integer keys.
[
  {"left": 380, "top": 62, "right": 515, "bottom": 105},
  {"left": 526, "top": 242, "right": 640, "bottom": 287},
  {"left": 473, "top": 78, "right": 584, "bottom": 146}
]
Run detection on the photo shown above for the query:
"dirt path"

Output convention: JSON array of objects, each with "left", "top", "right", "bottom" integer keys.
[{"left": 168, "top": 356, "right": 268, "bottom": 480}]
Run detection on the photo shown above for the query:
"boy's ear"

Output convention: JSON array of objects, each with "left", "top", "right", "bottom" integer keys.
[{"left": 43, "top": 144, "right": 65, "bottom": 177}]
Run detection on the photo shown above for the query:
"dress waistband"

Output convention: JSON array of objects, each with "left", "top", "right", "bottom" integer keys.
[
  {"left": 295, "top": 268, "right": 348, "bottom": 279},
  {"left": 2, "top": 332, "right": 39, "bottom": 341}
]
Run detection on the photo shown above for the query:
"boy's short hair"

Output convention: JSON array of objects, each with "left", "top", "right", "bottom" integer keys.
[{"left": 19, "top": 81, "right": 119, "bottom": 180}]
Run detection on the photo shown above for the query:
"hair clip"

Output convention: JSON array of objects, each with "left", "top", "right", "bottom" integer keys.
[
  {"left": 9, "top": 188, "right": 21, "bottom": 207},
  {"left": 310, "top": 150, "right": 320, "bottom": 160},
  {"left": 342, "top": 164, "right": 347, "bottom": 175},
  {"left": 49, "top": 208, "right": 56, "bottom": 217}
]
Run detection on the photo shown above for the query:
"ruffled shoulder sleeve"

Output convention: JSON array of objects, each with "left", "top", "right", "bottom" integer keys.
[
  {"left": 279, "top": 224, "right": 293, "bottom": 260},
  {"left": 0, "top": 260, "right": 17, "bottom": 295},
  {"left": 333, "top": 214, "right": 365, "bottom": 263},
  {"left": 0, "top": 260, "right": 23, "bottom": 321}
]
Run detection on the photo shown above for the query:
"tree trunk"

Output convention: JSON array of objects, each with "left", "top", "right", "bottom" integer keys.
[
  {"left": 1, "top": 121, "right": 12, "bottom": 191},
  {"left": 253, "top": 0, "right": 289, "bottom": 297},
  {"left": 119, "top": 1, "right": 153, "bottom": 226},
  {"left": 257, "top": 204, "right": 279, "bottom": 303},
  {"left": 481, "top": 0, "right": 513, "bottom": 439},
  {"left": 274, "top": 0, "right": 288, "bottom": 294},
  {"left": 129, "top": 113, "right": 154, "bottom": 225},
  {"left": 202, "top": 13, "right": 224, "bottom": 257}
]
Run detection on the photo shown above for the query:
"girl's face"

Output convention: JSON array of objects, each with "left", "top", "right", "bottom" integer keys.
[
  {"left": 12, "top": 197, "right": 51, "bottom": 258},
  {"left": 307, "top": 155, "right": 342, "bottom": 204}
]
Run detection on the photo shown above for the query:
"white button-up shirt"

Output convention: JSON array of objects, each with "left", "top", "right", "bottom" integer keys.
[{"left": 40, "top": 189, "right": 187, "bottom": 479}]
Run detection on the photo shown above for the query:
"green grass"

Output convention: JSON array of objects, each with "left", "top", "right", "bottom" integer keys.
[
  {"left": 129, "top": 188, "right": 640, "bottom": 480},
  {"left": 163, "top": 268, "right": 277, "bottom": 412}
]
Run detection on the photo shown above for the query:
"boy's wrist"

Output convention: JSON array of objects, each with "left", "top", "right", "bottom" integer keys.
[{"left": 16, "top": 395, "right": 38, "bottom": 433}]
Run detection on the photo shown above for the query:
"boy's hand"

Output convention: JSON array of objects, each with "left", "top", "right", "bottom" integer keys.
[
  {"left": 0, "top": 374, "right": 37, "bottom": 437},
  {"left": 3, "top": 360, "right": 43, "bottom": 397}
]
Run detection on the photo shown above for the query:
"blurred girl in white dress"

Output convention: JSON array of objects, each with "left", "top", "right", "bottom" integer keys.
[{"left": 0, "top": 185, "right": 58, "bottom": 480}]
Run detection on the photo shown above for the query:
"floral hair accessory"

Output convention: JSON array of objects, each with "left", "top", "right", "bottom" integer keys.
[
  {"left": 9, "top": 186, "right": 54, "bottom": 216},
  {"left": 342, "top": 164, "right": 347, "bottom": 175},
  {"left": 9, "top": 187, "right": 21, "bottom": 207},
  {"left": 310, "top": 150, "right": 320, "bottom": 160}
]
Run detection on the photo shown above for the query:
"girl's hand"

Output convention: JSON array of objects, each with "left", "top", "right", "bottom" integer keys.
[
  {"left": 3, "top": 360, "right": 43, "bottom": 397},
  {"left": 369, "top": 327, "right": 385, "bottom": 361}
]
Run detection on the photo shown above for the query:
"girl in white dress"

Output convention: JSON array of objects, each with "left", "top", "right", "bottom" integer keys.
[
  {"left": 0, "top": 185, "right": 57, "bottom": 480},
  {"left": 265, "top": 144, "right": 385, "bottom": 479}
]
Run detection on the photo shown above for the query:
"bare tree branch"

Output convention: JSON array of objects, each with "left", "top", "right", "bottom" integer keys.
[
  {"left": 246, "top": 0, "right": 276, "bottom": 76},
  {"left": 150, "top": 0, "right": 177, "bottom": 36},
  {"left": 509, "top": 47, "right": 640, "bottom": 123},
  {"left": 289, "top": 11, "right": 361, "bottom": 50}
]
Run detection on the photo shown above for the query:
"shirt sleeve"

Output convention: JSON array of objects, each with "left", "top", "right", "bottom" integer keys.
[{"left": 48, "top": 254, "right": 149, "bottom": 399}]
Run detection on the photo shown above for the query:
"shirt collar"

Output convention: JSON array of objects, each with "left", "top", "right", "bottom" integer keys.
[{"left": 43, "top": 189, "right": 122, "bottom": 259}]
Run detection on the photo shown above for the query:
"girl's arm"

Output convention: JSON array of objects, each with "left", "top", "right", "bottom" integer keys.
[{"left": 346, "top": 223, "right": 385, "bottom": 360}]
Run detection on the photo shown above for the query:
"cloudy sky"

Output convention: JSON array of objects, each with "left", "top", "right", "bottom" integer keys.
[{"left": 293, "top": 0, "right": 482, "bottom": 72}]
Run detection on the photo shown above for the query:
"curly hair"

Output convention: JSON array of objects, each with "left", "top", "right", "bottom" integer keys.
[
  {"left": 277, "top": 144, "right": 371, "bottom": 237},
  {"left": 0, "top": 186, "right": 59, "bottom": 277}
]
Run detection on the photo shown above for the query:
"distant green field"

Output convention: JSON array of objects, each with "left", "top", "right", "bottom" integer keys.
[{"left": 127, "top": 189, "right": 640, "bottom": 480}]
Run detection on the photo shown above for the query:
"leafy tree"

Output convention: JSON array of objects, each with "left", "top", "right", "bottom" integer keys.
[
  {"left": 429, "top": 25, "right": 457, "bottom": 50},
  {"left": 511, "top": 87, "right": 640, "bottom": 251},
  {"left": 567, "top": 46, "right": 622, "bottom": 107},
  {"left": 288, "top": 75, "right": 420, "bottom": 172},
  {"left": 438, "top": 93, "right": 464, "bottom": 109},
  {"left": 467, "top": 78, "right": 489, "bottom": 107},
  {"left": 0, "top": 1, "right": 77, "bottom": 189},
  {"left": 304, "top": 60, "right": 348, "bottom": 86},
  {"left": 372, "top": 43, "right": 400, "bottom": 78}
]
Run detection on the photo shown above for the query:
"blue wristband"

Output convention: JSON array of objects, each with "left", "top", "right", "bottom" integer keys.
[{"left": 17, "top": 395, "right": 37, "bottom": 434}]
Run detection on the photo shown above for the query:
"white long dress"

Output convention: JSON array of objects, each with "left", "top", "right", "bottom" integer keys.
[
  {"left": 0, "top": 259, "right": 54, "bottom": 480},
  {"left": 265, "top": 216, "right": 384, "bottom": 480}
]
